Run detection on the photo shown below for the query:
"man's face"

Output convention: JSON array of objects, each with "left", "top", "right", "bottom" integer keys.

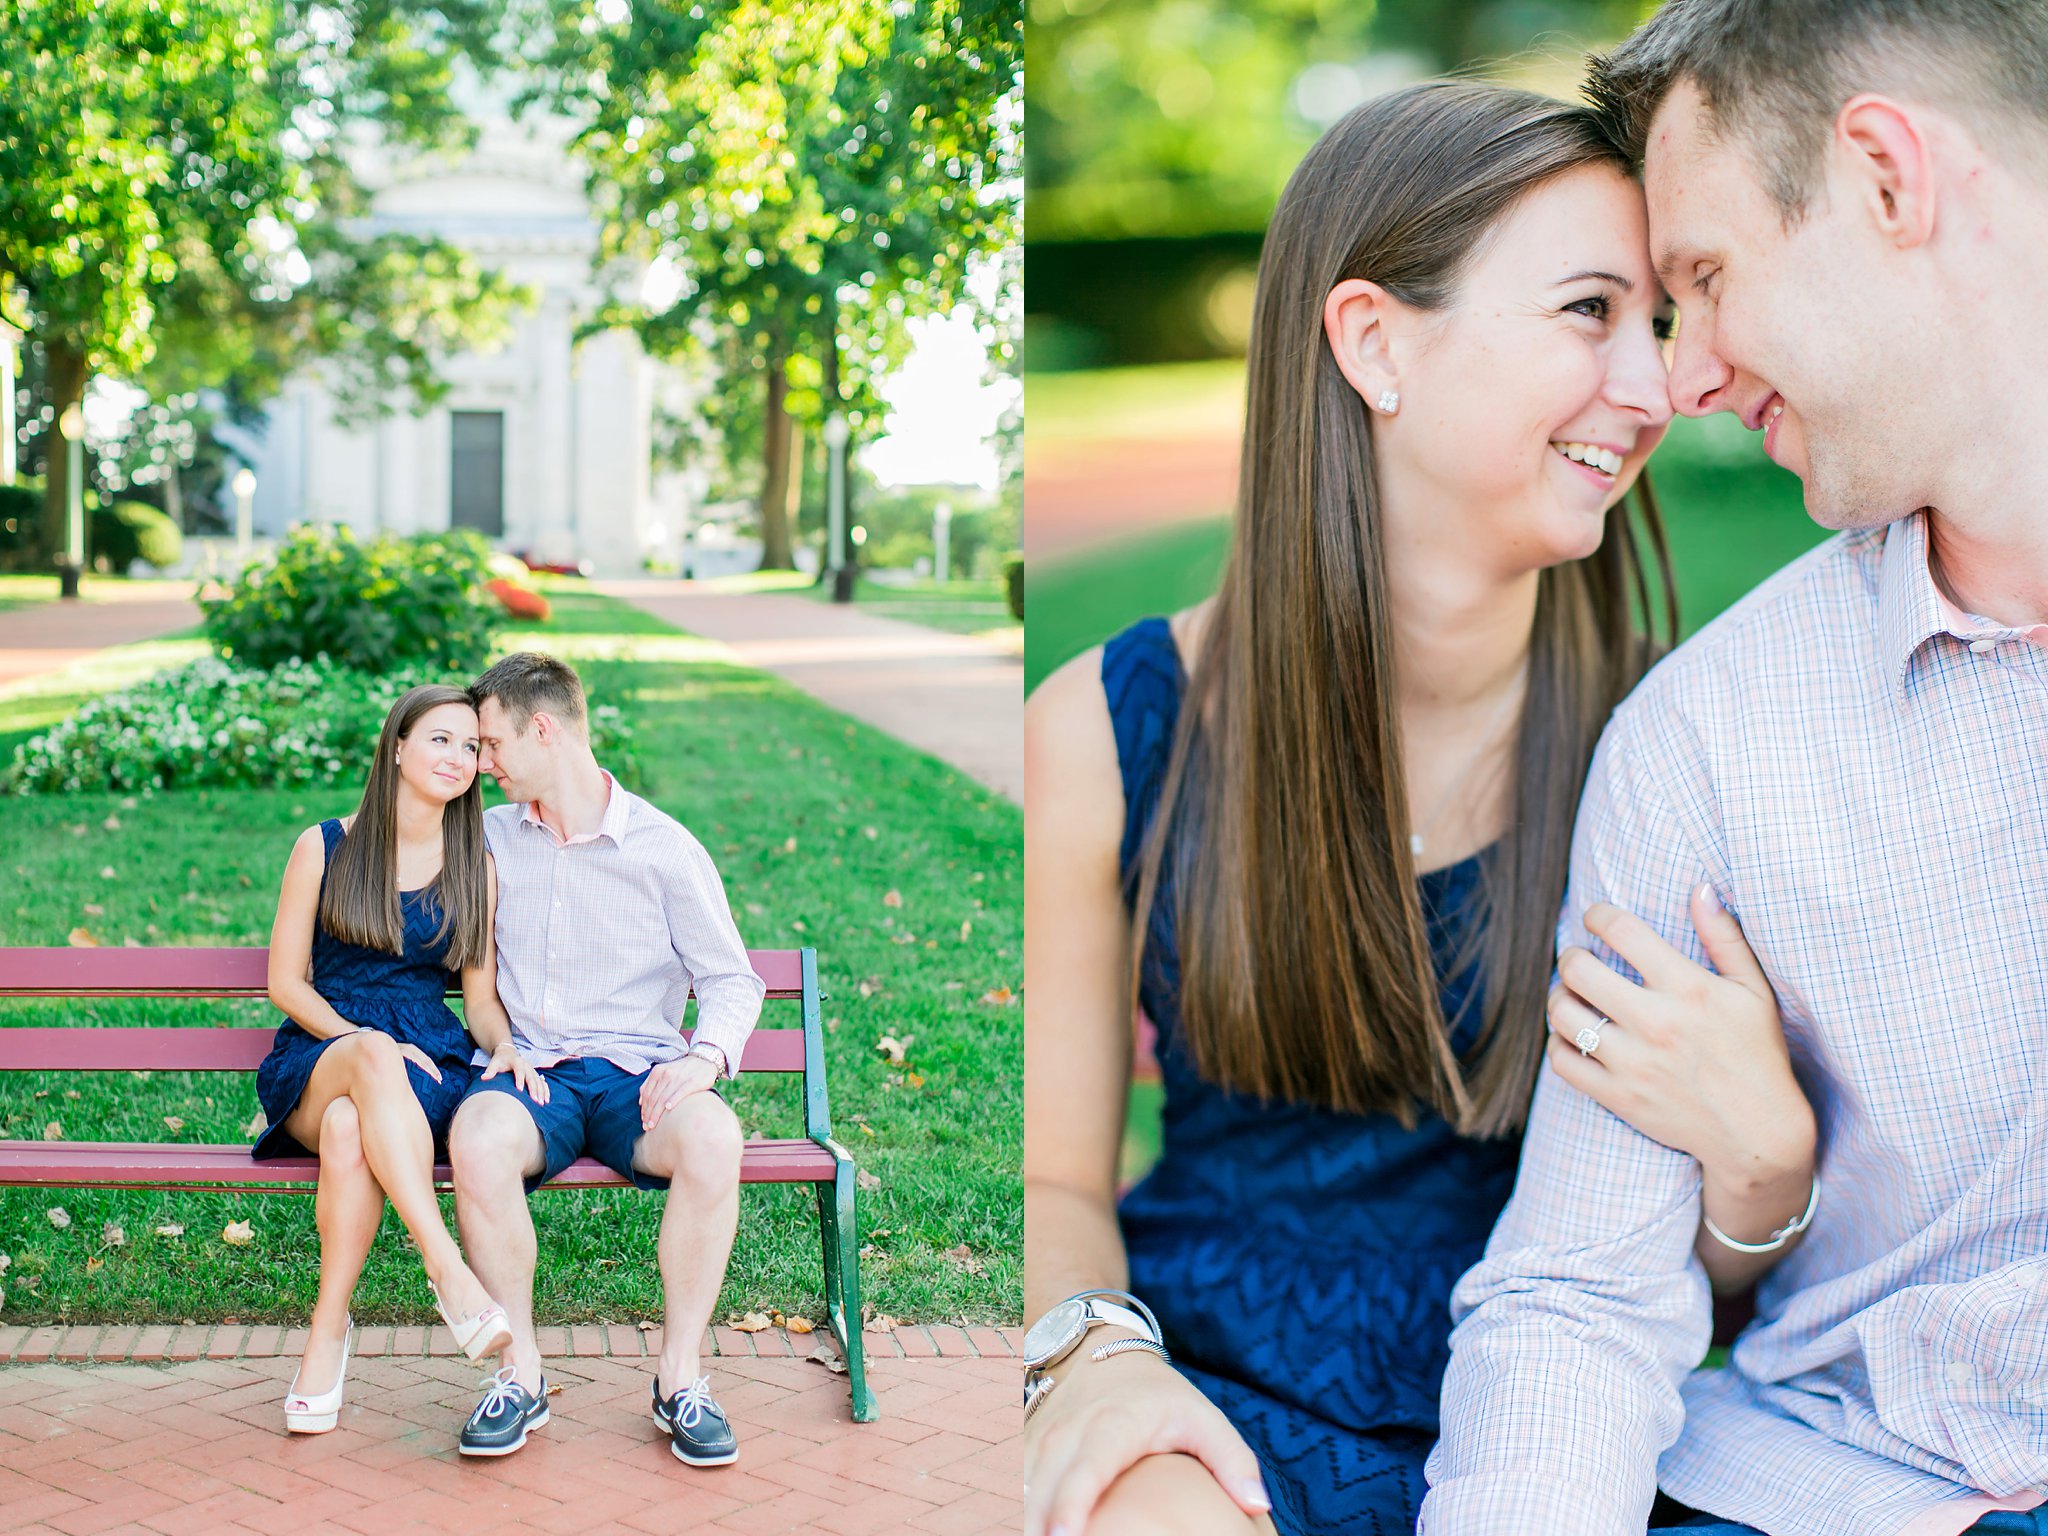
[
  {"left": 1645, "top": 81, "right": 1929, "bottom": 530},
  {"left": 475, "top": 697, "right": 548, "bottom": 802}
]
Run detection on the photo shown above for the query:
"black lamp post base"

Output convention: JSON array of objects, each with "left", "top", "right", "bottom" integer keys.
[
  {"left": 56, "top": 561, "right": 81, "bottom": 600},
  {"left": 831, "top": 565, "right": 856, "bottom": 604}
]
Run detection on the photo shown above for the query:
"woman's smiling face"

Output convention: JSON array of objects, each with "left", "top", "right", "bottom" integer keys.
[{"left": 1368, "top": 163, "right": 1676, "bottom": 577}]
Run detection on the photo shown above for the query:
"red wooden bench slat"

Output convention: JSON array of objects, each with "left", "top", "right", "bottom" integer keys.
[
  {"left": 0, "top": 946, "right": 807, "bottom": 999},
  {"left": 0, "top": 1138, "right": 840, "bottom": 1188},
  {"left": 0, "top": 1025, "right": 808, "bottom": 1074}
]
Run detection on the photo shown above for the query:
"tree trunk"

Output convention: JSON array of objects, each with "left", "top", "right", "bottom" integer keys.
[
  {"left": 42, "top": 339, "right": 86, "bottom": 565},
  {"left": 162, "top": 457, "right": 184, "bottom": 530},
  {"left": 756, "top": 354, "right": 796, "bottom": 570},
  {"left": 821, "top": 311, "right": 851, "bottom": 575}
]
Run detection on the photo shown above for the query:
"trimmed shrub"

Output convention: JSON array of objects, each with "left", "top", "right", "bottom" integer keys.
[
  {"left": 1004, "top": 554, "right": 1022, "bottom": 620},
  {"left": 203, "top": 526, "right": 497, "bottom": 674},
  {"left": 0, "top": 483, "right": 45, "bottom": 573},
  {"left": 7, "top": 654, "right": 638, "bottom": 796},
  {"left": 95, "top": 499, "right": 184, "bottom": 572}
]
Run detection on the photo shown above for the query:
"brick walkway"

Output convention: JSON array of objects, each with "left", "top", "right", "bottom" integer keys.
[
  {"left": 0, "top": 584, "right": 201, "bottom": 693},
  {"left": 596, "top": 583, "right": 1022, "bottom": 804},
  {"left": 0, "top": 1323, "right": 1021, "bottom": 1534}
]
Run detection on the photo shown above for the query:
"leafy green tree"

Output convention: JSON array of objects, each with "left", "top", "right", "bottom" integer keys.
[
  {"left": 521, "top": 0, "right": 1020, "bottom": 568},
  {"left": 0, "top": 0, "right": 530, "bottom": 562}
]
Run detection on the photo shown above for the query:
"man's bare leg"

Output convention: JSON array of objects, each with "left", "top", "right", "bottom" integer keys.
[
  {"left": 448, "top": 1092, "right": 549, "bottom": 1391},
  {"left": 632, "top": 1090, "right": 744, "bottom": 1395}
]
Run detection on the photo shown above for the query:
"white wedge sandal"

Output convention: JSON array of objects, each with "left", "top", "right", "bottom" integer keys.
[
  {"left": 283, "top": 1319, "right": 354, "bottom": 1435},
  {"left": 429, "top": 1278, "right": 513, "bottom": 1362}
]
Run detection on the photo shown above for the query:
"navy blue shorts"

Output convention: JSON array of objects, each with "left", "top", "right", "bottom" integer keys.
[{"left": 461, "top": 1055, "right": 714, "bottom": 1192}]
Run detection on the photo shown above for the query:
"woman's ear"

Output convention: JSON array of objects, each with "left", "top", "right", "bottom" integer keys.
[{"left": 1323, "top": 278, "right": 1403, "bottom": 414}]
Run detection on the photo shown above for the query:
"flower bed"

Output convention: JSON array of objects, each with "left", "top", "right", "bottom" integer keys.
[{"left": 6, "top": 655, "right": 635, "bottom": 796}]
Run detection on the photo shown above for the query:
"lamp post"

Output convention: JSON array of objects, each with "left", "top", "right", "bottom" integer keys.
[
  {"left": 56, "top": 404, "right": 83, "bottom": 600},
  {"left": 822, "top": 410, "right": 854, "bottom": 603},
  {"left": 933, "top": 500, "right": 952, "bottom": 585},
  {"left": 0, "top": 323, "right": 18, "bottom": 486},
  {"left": 232, "top": 467, "right": 256, "bottom": 561}
]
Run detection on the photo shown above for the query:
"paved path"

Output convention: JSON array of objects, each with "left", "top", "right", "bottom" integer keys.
[
  {"left": 0, "top": 585, "right": 202, "bottom": 693},
  {"left": 1024, "top": 433, "right": 1238, "bottom": 565},
  {"left": 598, "top": 582, "right": 1022, "bottom": 804},
  {"left": 0, "top": 1322, "right": 1021, "bottom": 1535}
]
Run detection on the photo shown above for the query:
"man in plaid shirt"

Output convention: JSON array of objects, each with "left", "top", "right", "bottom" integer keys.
[{"left": 1425, "top": 4, "right": 2048, "bottom": 1534}]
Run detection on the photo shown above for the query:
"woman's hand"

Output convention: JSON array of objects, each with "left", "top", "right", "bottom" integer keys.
[
  {"left": 395, "top": 1041, "right": 444, "bottom": 1083},
  {"left": 479, "top": 1040, "right": 550, "bottom": 1105},
  {"left": 1024, "top": 1349, "right": 1270, "bottom": 1536},
  {"left": 1545, "top": 883, "right": 1816, "bottom": 1206}
]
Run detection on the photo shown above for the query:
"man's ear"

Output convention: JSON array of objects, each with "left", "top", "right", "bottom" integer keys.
[
  {"left": 1835, "top": 93, "right": 1937, "bottom": 248},
  {"left": 1322, "top": 278, "right": 1404, "bottom": 412},
  {"left": 529, "top": 711, "right": 555, "bottom": 746}
]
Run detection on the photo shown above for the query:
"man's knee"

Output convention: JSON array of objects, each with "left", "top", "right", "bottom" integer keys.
[
  {"left": 644, "top": 1091, "right": 742, "bottom": 1189},
  {"left": 449, "top": 1094, "right": 541, "bottom": 1189},
  {"left": 319, "top": 1097, "right": 365, "bottom": 1171}
]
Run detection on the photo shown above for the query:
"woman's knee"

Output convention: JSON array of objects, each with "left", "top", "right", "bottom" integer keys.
[
  {"left": 318, "top": 1097, "right": 365, "bottom": 1171},
  {"left": 1088, "top": 1454, "right": 1270, "bottom": 1536}
]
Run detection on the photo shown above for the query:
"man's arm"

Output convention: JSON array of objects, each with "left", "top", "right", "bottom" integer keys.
[
  {"left": 1421, "top": 716, "right": 1720, "bottom": 1535},
  {"left": 661, "top": 825, "right": 766, "bottom": 1077}
]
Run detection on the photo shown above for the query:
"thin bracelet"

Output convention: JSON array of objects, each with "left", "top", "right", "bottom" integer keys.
[
  {"left": 1090, "top": 1336, "right": 1171, "bottom": 1366},
  {"left": 1703, "top": 1173, "right": 1820, "bottom": 1254}
]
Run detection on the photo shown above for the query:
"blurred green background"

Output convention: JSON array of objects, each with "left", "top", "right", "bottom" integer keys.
[{"left": 1024, "top": 0, "right": 1833, "bottom": 692}]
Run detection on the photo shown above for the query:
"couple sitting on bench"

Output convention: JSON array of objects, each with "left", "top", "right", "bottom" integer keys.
[{"left": 255, "top": 650, "right": 761, "bottom": 1464}]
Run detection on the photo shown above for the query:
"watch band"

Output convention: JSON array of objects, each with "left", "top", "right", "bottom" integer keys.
[{"left": 687, "top": 1039, "right": 731, "bottom": 1079}]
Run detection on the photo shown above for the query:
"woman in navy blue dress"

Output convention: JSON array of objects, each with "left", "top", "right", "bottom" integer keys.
[
  {"left": 1022, "top": 84, "right": 1815, "bottom": 1536},
  {"left": 259, "top": 684, "right": 551, "bottom": 1434}
]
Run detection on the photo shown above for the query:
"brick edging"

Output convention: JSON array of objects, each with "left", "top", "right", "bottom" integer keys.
[{"left": 0, "top": 1321, "right": 1023, "bottom": 1366}]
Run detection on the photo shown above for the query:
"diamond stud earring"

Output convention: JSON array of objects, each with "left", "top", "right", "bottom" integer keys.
[{"left": 1376, "top": 390, "right": 1399, "bottom": 414}]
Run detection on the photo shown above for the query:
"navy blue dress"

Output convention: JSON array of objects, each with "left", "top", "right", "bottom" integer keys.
[
  {"left": 253, "top": 819, "right": 478, "bottom": 1159},
  {"left": 1106, "top": 618, "right": 1523, "bottom": 1536}
]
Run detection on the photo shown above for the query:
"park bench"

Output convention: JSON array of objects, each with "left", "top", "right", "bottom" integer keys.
[{"left": 0, "top": 944, "right": 877, "bottom": 1421}]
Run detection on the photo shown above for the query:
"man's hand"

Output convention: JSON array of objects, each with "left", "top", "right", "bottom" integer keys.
[{"left": 639, "top": 1054, "right": 719, "bottom": 1131}]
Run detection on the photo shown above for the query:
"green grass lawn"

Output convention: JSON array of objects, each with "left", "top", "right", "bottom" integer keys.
[
  {"left": 0, "top": 587, "right": 1021, "bottom": 1329},
  {"left": 804, "top": 575, "right": 1018, "bottom": 639}
]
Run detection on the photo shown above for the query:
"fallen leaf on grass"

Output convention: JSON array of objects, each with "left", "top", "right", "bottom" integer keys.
[
  {"left": 882, "top": 889, "right": 903, "bottom": 908},
  {"left": 863, "top": 826, "right": 878, "bottom": 840},
  {"left": 101, "top": 815, "right": 121, "bottom": 831},
  {"left": 41, "top": 1122, "right": 61, "bottom": 1141},
  {"left": 162, "top": 1116, "right": 185, "bottom": 1134},
  {"left": 100, "top": 866, "right": 117, "bottom": 880},
  {"left": 154, "top": 1224, "right": 185, "bottom": 1239},
  {"left": 730, "top": 1311, "right": 774, "bottom": 1333},
  {"left": 785, "top": 1317, "right": 815, "bottom": 1335},
  {"left": 66, "top": 927, "right": 99, "bottom": 948},
  {"left": 856, "top": 1121, "right": 874, "bottom": 1137},
  {"left": 942, "top": 1243, "right": 986, "bottom": 1277},
  {"left": 809, "top": 1346, "right": 848, "bottom": 1375},
  {"left": 85, "top": 1256, "right": 104, "bottom": 1274},
  {"left": 101, "top": 1223, "right": 124, "bottom": 1248},
  {"left": 855, "top": 1167, "right": 881, "bottom": 1193},
  {"left": 960, "top": 920, "right": 972, "bottom": 942},
  {"left": 906, "top": 1072, "right": 926, "bottom": 1089},
  {"left": 82, "top": 903, "right": 104, "bottom": 917},
  {"left": 980, "top": 986, "right": 1015, "bottom": 1006},
  {"left": 244, "top": 1111, "right": 267, "bottom": 1140},
  {"left": 873, "top": 1033, "right": 913, "bottom": 1067},
  {"left": 47, "top": 1207, "right": 71, "bottom": 1230},
  {"left": 221, "top": 1220, "right": 254, "bottom": 1246},
  {"left": 781, "top": 837, "right": 798, "bottom": 853}
]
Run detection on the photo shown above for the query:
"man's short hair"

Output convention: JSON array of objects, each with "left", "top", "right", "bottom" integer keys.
[
  {"left": 471, "top": 652, "right": 587, "bottom": 735},
  {"left": 1586, "top": 0, "right": 2048, "bottom": 217}
]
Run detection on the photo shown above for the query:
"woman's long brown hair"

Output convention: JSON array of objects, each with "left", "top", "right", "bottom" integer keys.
[
  {"left": 320, "top": 685, "right": 490, "bottom": 970},
  {"left": 1131, "top": 81, "right": 1677, "bottom": 1138}
]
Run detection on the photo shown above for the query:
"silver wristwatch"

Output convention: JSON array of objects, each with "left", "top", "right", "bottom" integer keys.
[
  {"left": 687, "top": 1039, "right": 730, "bottom": 1079},
  {"left": 1022, "top": 1290, "right": 1168, "bottom": 1421}
]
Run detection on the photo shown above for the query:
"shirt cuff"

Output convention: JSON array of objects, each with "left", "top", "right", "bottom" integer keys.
[
  {"left": 689, "top": 1018, "right": 753, "bottom": 1080},
  {"left": 1421, "top": 1476, "right": 1645, "bottom": 1536}
]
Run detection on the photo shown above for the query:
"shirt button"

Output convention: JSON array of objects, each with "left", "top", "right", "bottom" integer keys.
[
  {"left": 1946, "top": 1359, "right": 1974, "bottom": 1387},
  {"left": 1969, "top": 637, "right": 1998, "bottom": 654}
]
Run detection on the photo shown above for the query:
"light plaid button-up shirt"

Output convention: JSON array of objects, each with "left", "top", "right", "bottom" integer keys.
[
  {"left": 478, "top": 773, "right": 764, "bottom": 1077},
  {"left": 1423, "top": 513, "right": 2048, "bottom": 1536}
]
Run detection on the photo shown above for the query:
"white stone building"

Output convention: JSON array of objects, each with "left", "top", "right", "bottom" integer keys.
[{"left": 234, "top": 105, "right": 713, "bottom": 575}]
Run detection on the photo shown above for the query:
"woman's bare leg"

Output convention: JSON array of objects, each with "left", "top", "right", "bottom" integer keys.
[
  {"left": 298, "top": 1098, "right": 384, "bottom": 1396},
  {"left": 1087, "top": 1454, "right": 1281, "bottom": 1536},
  {"left": 283, "top": 1031, "right": 494, "bottom": 1321}
]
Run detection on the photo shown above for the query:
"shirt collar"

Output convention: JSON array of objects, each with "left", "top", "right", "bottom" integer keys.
[
  {"left": 1877, "top": 512, "right": 2048, "bottom": 694},
  {"left": 516, "top": 768, "right": 631, "bottom": 848}
]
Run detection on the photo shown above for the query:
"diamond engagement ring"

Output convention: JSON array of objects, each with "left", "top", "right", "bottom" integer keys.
[{"left": 1574, "top": 1020, "right": 1606, "bottom": 1056}]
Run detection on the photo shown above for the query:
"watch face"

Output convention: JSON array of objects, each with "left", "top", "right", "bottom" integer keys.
[{"left": 1024, "top": 1298, "right": 1085, "bottom": 1364}]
